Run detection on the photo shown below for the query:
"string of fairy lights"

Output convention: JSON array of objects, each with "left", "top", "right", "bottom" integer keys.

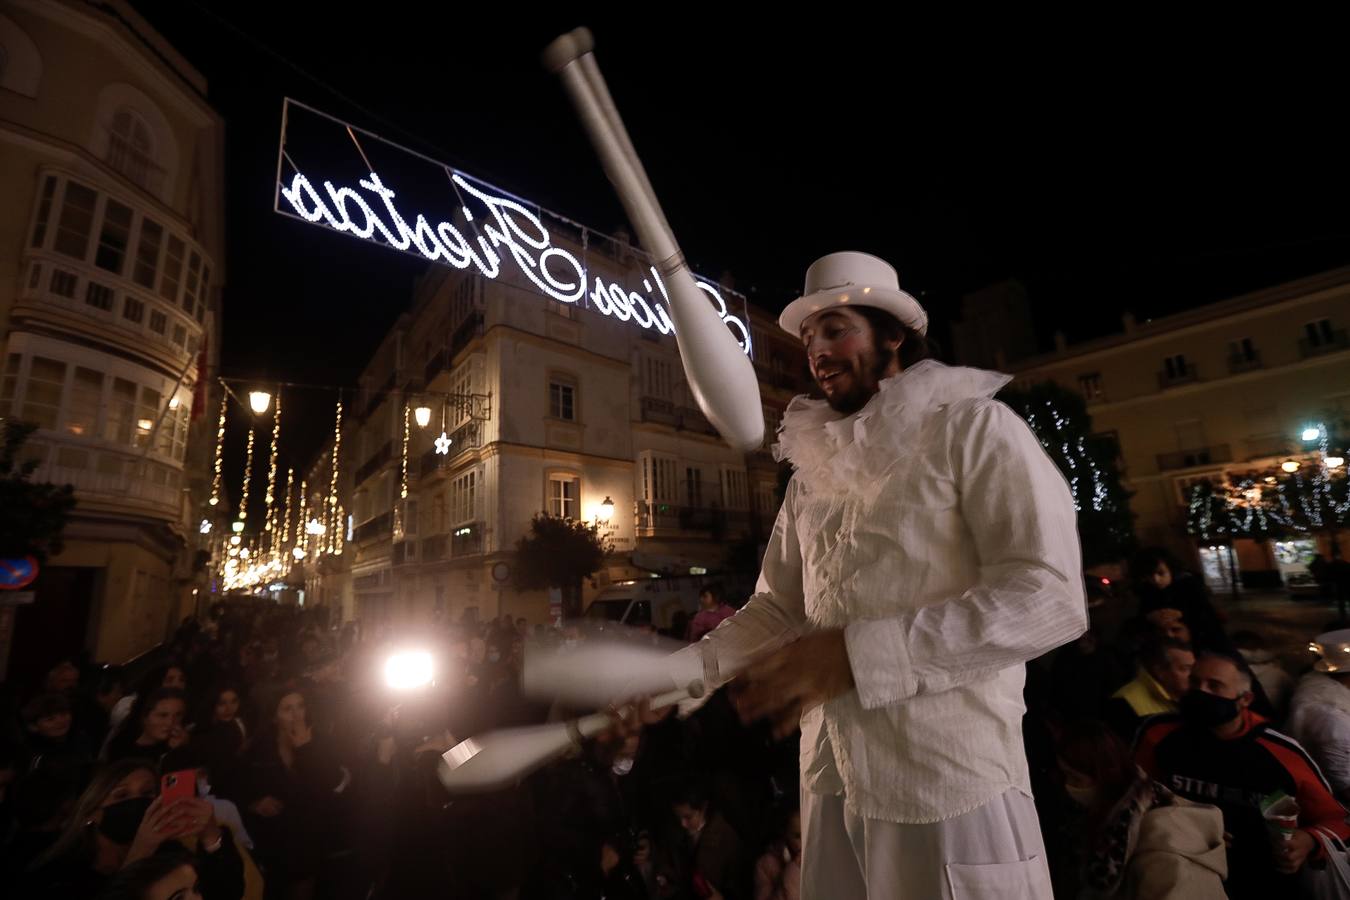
[
  {"left": 1186, "top": 421, "right": 1348, "bottom": 542},
  {"left": 207, "top": 377, "right": 487, "bottom": 594}
]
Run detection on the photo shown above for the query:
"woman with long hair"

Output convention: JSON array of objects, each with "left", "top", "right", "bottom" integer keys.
[
  {"left": 237, "top": 686, "right": 349, "bottom": 900},
  {"left": 105, "top": 689, "right": 192, "bottom": 766},
  {"left": 191, "top": 684, "right": 249, "bottom": 797},
  {"left": 21, "top": 758, "right": 244, "bottom": 900}
]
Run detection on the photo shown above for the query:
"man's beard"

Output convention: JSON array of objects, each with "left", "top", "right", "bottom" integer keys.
[{"left": 820, "top": 346, "right": 897, "bottom": 414}]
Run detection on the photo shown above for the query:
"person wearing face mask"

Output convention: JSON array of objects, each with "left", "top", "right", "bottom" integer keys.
[
  {"left": 1052, "top": 720, "right": 1226, "bottom": 899},
  {"left": 20, "top": 759, "right": 243, "bottom": 900},
  {"left": 1134, "top": 649, "right": 1350, "bottom": 900}
]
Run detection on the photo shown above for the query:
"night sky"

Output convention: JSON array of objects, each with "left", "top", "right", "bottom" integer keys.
[{"left": 133, "top": 3, "right": 1350, "bottom": 486}]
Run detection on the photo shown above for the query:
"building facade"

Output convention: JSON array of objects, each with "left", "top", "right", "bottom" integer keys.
[
  {"left": 288, "top": 243, "right": 805, "bottom": 627},
  {"left": 0, "top": 0, "right": 224, "bottom": 677},
  {"left": 968, "top": 268, "right": 1350, "bottom": 588}
]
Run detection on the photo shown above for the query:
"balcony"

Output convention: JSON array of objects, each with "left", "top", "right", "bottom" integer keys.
[
  {"left": 423, "top": 347, "right": 449, "bottom": 385},
  {"left": 354, "top": 441, "right": 392, "bottom": 486},
  {"left": 363, "top": 374, "right": 397, "bottom": 421},
  {"left": 392, "top": 539, "right": 420, "bottom": 566},
  {"left": 17, "top": 253, "right": 202, "bottom": 373},
  {"left": 451, "top": 524, "right": 483, "bottom": 557},
  {"left": 21, "top": 434, "right": 182, "bottom": 518},
  {"left": 753, "top": 363, "right": 805, "bottom": 392},
  {"left": 1227, "top": 351, "right": 1262, "bottom": 374},
  {"left": 1246, "top": 435, "right": 1293, "bottom": 460},
  {"left": 418, "top": 420, "right": 482, "bottom": 478},
  {"left": 353, "top": 511, "right": 393, "bottom": 543},
  {"left": 1299, "top": 329, "right": 1349, "bottom": 359},
  {"left": 421, "top": 534, "right": 448, "bottom": 561},
  {"left": 449, "top": 311, "right": 484, "bottom": 358},
  {"left": 1156, "top": 444, "right": 1233, "bottom": 472},
  {"left": 634, "top": 501, "right": 750, "bottom": 535},
  {"left": 1157, "top": 364, "right": 1200, "bottom": 390},
  {"left": 637, "top": 397, "right": 719, "bottom": 436}
]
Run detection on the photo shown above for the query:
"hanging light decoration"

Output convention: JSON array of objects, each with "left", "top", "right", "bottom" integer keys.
[
  {"left": 239, "top": 427, "right": 256, "bottom": 522},
  {"left": 397, "top": 404, "right": 410, "bottom": 536},
  {"left": 328, "top": 397, "right": 342, "bottom": 555},
  {"left": 264, "top": 390, "right": 282, "bottom": 536},
  {"left": 297, "top": 478, "right": 309, "bottom": 558},
  {"left": 209, "top": 390, "right": 227, "bottom": 507},
  {"left": 281, "top": 468, "right": 295, "bottom": 548}
]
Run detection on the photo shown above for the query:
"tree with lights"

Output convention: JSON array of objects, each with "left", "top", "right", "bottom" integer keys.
[
  {"left": 1186, "top": 464, "right": 1349, "bottom": 550},
  {"left": 997, "top": 382, "right": 1135, "bottom": 566},
  {"left": 513, "top": 513, "right": 611, "bottom": 619}
]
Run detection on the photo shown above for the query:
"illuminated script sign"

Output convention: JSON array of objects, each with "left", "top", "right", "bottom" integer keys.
[{"left": 275, "top": 99, "right": 750, "bottom": 354}]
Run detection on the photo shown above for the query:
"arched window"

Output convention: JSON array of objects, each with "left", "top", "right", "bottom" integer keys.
[{"left": 106, "top": 107, "right": 159, "bottom": 191}]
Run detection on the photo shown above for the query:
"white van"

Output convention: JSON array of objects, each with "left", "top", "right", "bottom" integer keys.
[{"left": 584, "top": 575, "right": 751, "bottom": 632}]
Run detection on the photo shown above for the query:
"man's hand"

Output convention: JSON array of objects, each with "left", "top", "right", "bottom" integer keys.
[
  {"left": 732, "top": 629, "right": 855, "bottom": 739},
  {"left": 1274, "top": 828, "right": 1317, "bottom": 874}
]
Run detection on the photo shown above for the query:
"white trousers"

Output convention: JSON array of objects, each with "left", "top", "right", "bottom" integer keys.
[{"left": 800, "top": 788, "right": 1053, "bottom": 900}]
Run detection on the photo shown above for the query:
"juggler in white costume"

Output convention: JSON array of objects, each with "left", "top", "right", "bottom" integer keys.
[{"left": 672, "top": 252, "right": 1086, "bottom": 899}]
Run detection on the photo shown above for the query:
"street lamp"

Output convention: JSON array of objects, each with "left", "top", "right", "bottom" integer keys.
[
  {"left": 249, "top": 391, "right": 272, "bottom": 415},
  {"left": 414, "top": 405, "right": 432, "bottom": 428},
  {"left": 1282, "top": 460, "right": 1301, "bottom": 473},
  {"left": 1302, "top": 426, "right": 1323, "bottom": 442},
  {"left": 1327, "top": 455, "right": 1346, "bottom": 470},
  {"left": 600, "top": 495, "right": 615, "bottom": 521}
]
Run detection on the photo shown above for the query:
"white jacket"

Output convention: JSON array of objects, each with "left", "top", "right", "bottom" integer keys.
[
  {"left": 674, "top": 361, "right": 1086, "bottom": 823},
  {"left": 1287, "top": 672, "right": 1350, "bottom": 805}
]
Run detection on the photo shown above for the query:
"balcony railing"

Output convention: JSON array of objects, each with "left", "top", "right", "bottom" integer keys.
[
  {"left": 1157, "top": 364, "right": 1200, "bottom": 389},
  {"left": 18, "top": 253, "right": 202, "bottom": 369},
  {"left": 422, "top": 534, "right": 448, "bottom": 561},
  {"left": 1157, "top": 444, "right": 1232, "bottom": 472},
  {"left": 634, "top": 501, "right": 751, "bottom": 533},
  {"left": 450, "top": 311, "right": 484, "bottom": 358},
  {"left": 451, "top": 524, "right": 483, "bottom": 557},
  {"left": 354, "top": 441, "right": 392, "bottom": 486},
  {"left": 753, "top": 363, "right": 805, "bottom": 392},
  {"left": 1299, "top": 329, "right": 1349, "bottom": 359},
  {"left": 21, "top": 435, "right": 182, "bottom": 517},
  {"left": 418, "top": 420, "right": 482, "bottom": 478},
  {"left": 353, "top": 511, "right": 393, "bottom": 543},
  {"left": 1227, "top": 352, "right": 1262, "bottom": 374},
  {"left": 637, "top": 397, "right": 719, "bottom": 436}
]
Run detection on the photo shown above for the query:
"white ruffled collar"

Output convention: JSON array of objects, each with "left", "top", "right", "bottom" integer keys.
[{"left": 772, "top": 360, "right": 1011, "bottom": 493}]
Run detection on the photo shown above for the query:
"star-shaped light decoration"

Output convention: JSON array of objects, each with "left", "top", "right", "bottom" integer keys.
[{"left": 434, "top": 431, "right": 452, "bottom": 455}]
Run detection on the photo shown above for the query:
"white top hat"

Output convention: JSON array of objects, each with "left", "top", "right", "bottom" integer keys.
[
  {"left": 1311, "top": 628, "right": 1350, "bottom": 673},
  {"left": 778, "top": 251, "right": 928, "bottom": 337}
]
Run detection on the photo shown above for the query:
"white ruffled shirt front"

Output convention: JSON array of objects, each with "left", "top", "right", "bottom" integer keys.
[{"left": 673, "top": 360, "right": 1087, "bottom": 823}]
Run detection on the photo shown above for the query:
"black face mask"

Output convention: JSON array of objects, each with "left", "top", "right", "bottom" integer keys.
[
  {"left": 98, "top": 796, "right": 152, "bottom": 844},
  {"left": 1180, "top": 690, "right": 1241, "bottom": 729}
]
